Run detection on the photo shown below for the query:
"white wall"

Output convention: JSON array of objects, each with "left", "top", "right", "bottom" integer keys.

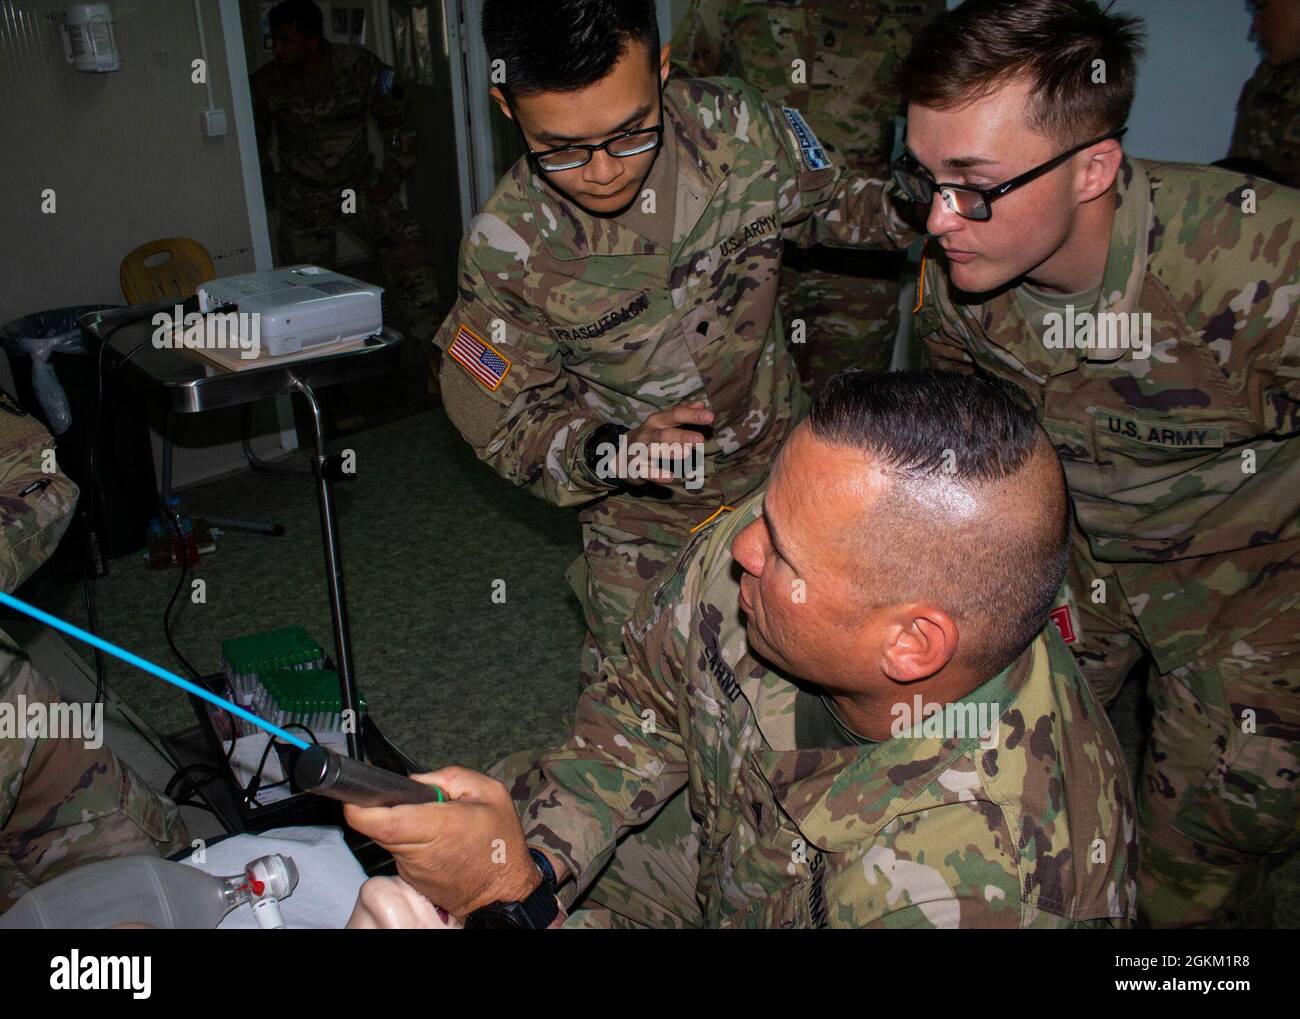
[
  {"left": 0, "top": 0, "right": 293, "bottom": 490},
  {"left": 1109, "top": 0, "right": 1259, "bottom": 164}
]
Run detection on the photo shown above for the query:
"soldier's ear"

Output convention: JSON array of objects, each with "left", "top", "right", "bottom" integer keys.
[
  {"left": 659, "top": 43, "right": 671, "bottom": 85},
  {"left": 1079, "top": 138, "right": 1124, "bottom": 204},
  {"left": 489, "top": 87, "right": 513, "bottom": 121},
  {"left": 879, "top": 608, "right": 958, "bottom": 684}
]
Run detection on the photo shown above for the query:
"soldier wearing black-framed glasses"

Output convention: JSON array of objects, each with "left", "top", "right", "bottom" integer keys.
[
  {"left": 892, "top": 127, "right": 1127, "bottom": 222},
  {"left": 510, "top": 87, "right": 666, "bottom": 173}
]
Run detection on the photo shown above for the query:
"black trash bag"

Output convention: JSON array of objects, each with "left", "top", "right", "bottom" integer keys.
[{"left": 0, "top": 305, "right": 121, "bottom": 435}]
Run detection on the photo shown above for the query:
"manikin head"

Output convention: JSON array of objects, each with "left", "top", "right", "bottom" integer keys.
[
  {"left": 731, "top": 370, "right": 1069, "bottom": 705},
  {"left": 1250, "top": 0, "right": 1300, "bottom": 66},
  {"left": 482, "top": 0, "right": 670, "bottom": 217},
  {"left": 268, "top": 0, "right": 325, "bottom": 70},
  {"left": 894, "top": 0, "right": 1145, "bottom": 295}
]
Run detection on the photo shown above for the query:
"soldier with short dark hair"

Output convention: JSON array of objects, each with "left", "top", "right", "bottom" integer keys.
[
  {"left": 437, "top": 0, "right": 911, "bottom": 690},
  {"left": 251, "top": 0, "right": 442, "bottom": 387},
  {"left": 892, "top": 0, "right": 1300, "bottom": 927},
  {"left": 345, "top": 370, "right": 1137, "bottom": 929}
]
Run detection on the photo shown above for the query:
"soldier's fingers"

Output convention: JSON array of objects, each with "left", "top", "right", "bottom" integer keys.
[
  {"left": 344, "top": 798, "right": 449, "bottom": 846},
  {"left": 651, "top": 428, "right": 709, "bottom": 447},
  {"left": 424, "top": 765, "right": 505, "bottom": 804},
  {"left": 642, "top": 404, "right": 714, "bottom": 431},
  {"left": 664, "top": 403, "right": 715, "bottom": 426}
]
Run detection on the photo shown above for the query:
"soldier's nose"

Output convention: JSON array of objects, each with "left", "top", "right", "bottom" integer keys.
[
  {"left": 926, "top": 194, "right": 963, "bottom": 237},
  {"left": 731, "top": 521, "right": 765, "bottom": 579},
  {"left": 584, "top": 151, "right": 622, "bottom": 188}
]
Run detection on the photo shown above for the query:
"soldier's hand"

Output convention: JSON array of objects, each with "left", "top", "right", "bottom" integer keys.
[
  {"left": 625, "top": 400, "right": 714, "bottom": 484},
  {"left": 342, "top": 766, "right": 539, "bottom": 920}
]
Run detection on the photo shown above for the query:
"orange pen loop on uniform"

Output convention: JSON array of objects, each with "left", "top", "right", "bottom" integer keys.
[
  {"left": 691, "top": 504, "right": 735, "bottom": 534},
  {"left": 913, "top": 237, "right": 929, "bottom": 314}
]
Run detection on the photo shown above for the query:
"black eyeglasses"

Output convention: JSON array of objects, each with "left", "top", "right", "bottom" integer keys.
[
  {"left": 511, "top": 87, "right": 665, "bottom": 173},
  {"left": 892, "top": 128, "right": 1127, "bottom": 222}
]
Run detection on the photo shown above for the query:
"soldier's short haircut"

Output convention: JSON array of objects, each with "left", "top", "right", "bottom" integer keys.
[
  {"left": 808, "top": 370, "right": 1070, "bottom": 679},
  {"left": 269, "top": 0, "right": 324, "bottom": 40},
  {"left": 895, "top": 0, "right": 1146, "bottom": 144},
  {"left": 481, "top": 0, "right": 660, "bottom": 100}
]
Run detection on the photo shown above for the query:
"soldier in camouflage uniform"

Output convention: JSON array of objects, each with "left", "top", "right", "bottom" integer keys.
[
  {"left": 439, "top": 1, "right": 908, "bottom": 687},
  {"left": 0, "top": 392, "right": 187, "bottom": 912},
  {"left": 345, "top": 371, "right": 1136, "bottom": 928},
  {"left": 669, "top": 0, "right": 943, "bottom": 395},
  {"left": 1227, "top": 0, "right": 1300, "bottom": 187},
  {"left": 252, "top": 1, "right": 442, "bottom": 383},
  {"left": 892, "top": 0, "right": 1300, "bottom": 926}
]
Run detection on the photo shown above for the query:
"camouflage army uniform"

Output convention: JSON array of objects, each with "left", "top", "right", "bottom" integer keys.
[
  {"left": 0, "top": 640, "right": 190, "bottom": 911},
  {"left": 1229, "top": 58, "right": 1300, "bottom": 187},
  {"left": 251, "top": 41, "right": 443, "bottom": 371},
  {"left": 0, "top": 398, "right": 187, "bottom": 911},
  {"left": 917, "top": 158, "right": 1300, "bottom": 927},
  {"left": 670, "top": 0, "right": 943, "bottom": 394},
  {"left": 496, "top": 493, "right": 1136, "bottom": 928},
  {"left": 435, "top": 77, "right": 906, "bottom": 684}
]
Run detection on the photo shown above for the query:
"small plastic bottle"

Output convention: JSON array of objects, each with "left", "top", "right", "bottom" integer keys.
[
  {"left": 146, "top": 519, "right": 171, "bottom": 569},
  {"left": 165, "top": 497, "right": 201, "bottom": 567}
]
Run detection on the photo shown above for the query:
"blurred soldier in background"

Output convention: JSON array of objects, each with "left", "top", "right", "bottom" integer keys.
[
  {"left": 670, "top": 0, "right": 944, "bottom": 394},
  {"left": 252, "top": 0, "right": 443, "bottom": 393},
  {"left": 1228, "top": 0, "right": 1300, "bottom": 186}
]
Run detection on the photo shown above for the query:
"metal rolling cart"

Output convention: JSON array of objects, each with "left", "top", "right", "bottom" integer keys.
[{"left": 80, "top": 303, "right": 414, "bottom": 846}]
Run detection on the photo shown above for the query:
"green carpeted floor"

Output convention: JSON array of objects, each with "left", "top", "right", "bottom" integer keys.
[
  {"left": 18, "top": 408, "right": 587, "bottom": 773},
  {"left": 12, "top": 405, "right": 1297, "bottom": 926}
]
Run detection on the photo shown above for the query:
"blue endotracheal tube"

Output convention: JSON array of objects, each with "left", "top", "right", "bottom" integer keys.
[{"left": 0, "top": 590, "right": 310, "bottom": 750}]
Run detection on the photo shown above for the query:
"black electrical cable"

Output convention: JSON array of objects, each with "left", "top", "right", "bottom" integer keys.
[
  {"left": 165, "top": 762, "right": 222, "bottom": 811},
  {"left": 158, "top": 500, "right": 241, "bottom": 773},
  {"left": 243, "top": 723, "right": 319, "bottom": 802},
  {"left": 83, "top": 309, "right": 152, "bottom": 705}
]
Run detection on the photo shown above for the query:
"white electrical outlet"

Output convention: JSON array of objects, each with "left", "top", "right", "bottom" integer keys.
[{"left": 201, "top": 108, "right": 228, "bottom": 137}]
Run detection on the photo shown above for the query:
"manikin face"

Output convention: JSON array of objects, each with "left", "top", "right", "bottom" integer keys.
[
  {"left": 491, "top": 42, "right": 670, "bottom": 217},
  {"left": 904, "top": 79, "right": 1107, "bottom": 295},
  {"left": 1252, "top": 0, "right": 1300, "bottom": 66},
  {"left": 730, "top": 427, "right": 890, "bottom": 693}
]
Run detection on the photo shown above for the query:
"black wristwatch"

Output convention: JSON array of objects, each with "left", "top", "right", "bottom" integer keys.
[
  {"left": 583, "top": 422, "right": 627, "bottom": 481},
  {"left": 463, "top": 848, "right": 560, "bottom": 930}
]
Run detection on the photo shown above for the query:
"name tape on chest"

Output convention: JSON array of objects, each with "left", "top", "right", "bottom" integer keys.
[
  {"left": 449, "top": 323, "right": 511, "bottom": 392},
  {"left": 780, "top": 107, "right": 832, "bottom": 172},
  {"left": 550, "top": 293, "right": 650, "bottom": 343},
  {"left": 1095, "top": 412, "right": 1226, "bottom": 450}
]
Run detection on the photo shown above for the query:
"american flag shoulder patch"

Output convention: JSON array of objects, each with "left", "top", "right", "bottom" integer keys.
[{"left": 448, "top": 323, "right": 512, "bottom": 392}]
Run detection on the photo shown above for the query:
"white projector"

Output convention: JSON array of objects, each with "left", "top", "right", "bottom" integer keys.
[{"left": 197, "top": 265, "right": 384, "bottom": 357}]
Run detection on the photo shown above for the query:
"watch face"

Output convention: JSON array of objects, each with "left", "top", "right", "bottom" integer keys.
[
  {"left": 465, "top": 904, "right": 525, "bottom": 930},
  {"left": 465, "top": 880, "right": 559, "bottom": 930}
]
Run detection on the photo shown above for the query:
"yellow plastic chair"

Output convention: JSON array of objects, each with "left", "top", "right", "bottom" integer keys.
[
  {"left": 119, "top": 238, "right": 216, "bottom": 304},
  {"left": 117, "top": 238, "right": 286, "bottom": 536}
]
